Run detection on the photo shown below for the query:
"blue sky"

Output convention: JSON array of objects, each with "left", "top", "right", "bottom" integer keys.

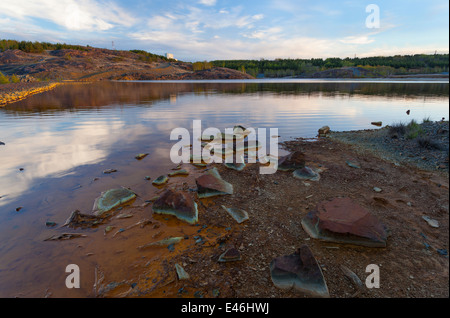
[{"left": 0, "top": 0, "right": 448, "bottom": 61}]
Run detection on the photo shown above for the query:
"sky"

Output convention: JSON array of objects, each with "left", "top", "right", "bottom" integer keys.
[{"left": 0, "top": 0, "right": 448, "bottom": 62}]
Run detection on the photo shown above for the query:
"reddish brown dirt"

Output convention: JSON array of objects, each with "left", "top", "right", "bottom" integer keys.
[{"left": 91, "top": 137, "right": 448, "bottom": 298}]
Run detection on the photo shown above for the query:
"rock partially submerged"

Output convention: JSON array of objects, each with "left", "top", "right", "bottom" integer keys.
[
  {"left": 196, "top": 167, "right": 233, "bottom": 198},
  {"left": 93, "top": 187, "right": 137, "bottom": 216},
  {"left": 318, "top": 126, "right": 330, "bottom": 137},
  {"left": 168, "top": 169, "right": 189, "bottom": 177},
  {"left": 63, "top": 210, "right": 104, "bottom": 228},
  {"left": 293, "top": 166, "right": 320, "bottom": 181},
  {"left": 152, "top": 175, "right": 169, "bottom": 185},
  {"left": 301, "top": 197, "right": 388, "bottom": 247},
  {"left": 221, "top": 205, "right": 249, "bottom": 223},
  {"left": 135, "top": 153, "right": 148, "bottom": 160},
  {"left": 152, "top": 189, "right": 198, "bottom": 224},
  {"left": 277, "top": 151, "right": 306, "bottom": 171},
  {"left": 44, "top": 233, "right": 87, "bottom": 241},
  {"left": 269, "top": 245, "right": 329, "bottom": 298}
]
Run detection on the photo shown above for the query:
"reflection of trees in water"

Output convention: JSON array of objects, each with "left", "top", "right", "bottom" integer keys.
[{"left": 3, "top": 81, "right": 448, "bottom": 114}]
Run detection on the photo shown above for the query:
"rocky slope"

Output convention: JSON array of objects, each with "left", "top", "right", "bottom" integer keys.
[{"left": 0, "top": 48, "right": 253, "bottom": 81}]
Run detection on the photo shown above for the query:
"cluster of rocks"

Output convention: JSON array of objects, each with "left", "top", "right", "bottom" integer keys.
[{"left": 47, "top": 127, "right": 391, "bottom": 298}]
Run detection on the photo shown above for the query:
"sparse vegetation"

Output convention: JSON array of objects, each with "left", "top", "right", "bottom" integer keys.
[
  {"left": 406, "top": 119, "right": 424, "bottom": 139},
  {"left": 388, "top": 122, "right": 407, "bottom": 138},
  {"left": 10, "top": 74, "right": 20, "bottom": 83},
  {"left": 129, "top": 49, "right": 168, "bottom": 63},
  {"left": 422, "top": 116, "right": 432, "bottom": 123},
  {"left": 388, "top": 120, "right": 428, "bottom": 140},
  {"left": 0, "top": 71, "right": 9, "bottom": 84},
  {"left": 417, "top": 136, "right": 442, "bottom": 150},
  {"left": 192, "top": 61, "right": 213, "bottom": 71}
]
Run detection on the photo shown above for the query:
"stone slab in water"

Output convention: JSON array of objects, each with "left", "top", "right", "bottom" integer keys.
[
  {"left": 301, "top": 197, "right": 388, "bottom": 247},
  {"left": 269, "top": 245, "right": 329, "bottom": 298},
  {"left": 152, "top": 189, "right": 198, "bottom": 224},
  {"left": 93, "top": 187, "right": 136, "bottom": 216},
  {"left": 152, "top": 175, "right": 169, "bottom": 185},
  {"left": 196, "top": 167, "right": 233, "bottom": 198}
]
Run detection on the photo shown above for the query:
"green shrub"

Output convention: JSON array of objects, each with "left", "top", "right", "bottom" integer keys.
[
  {"left": 406, "top": 119, "right": 424, "bottom": 139},
  {"left": 0, "top": 71, "right": 10, "bottom": 84},
  {"left": 10, "top": 74, "right": 20, "bottom": 83},
  {"left": 422, "top": 116, "right": 432, "bottom": 123}
]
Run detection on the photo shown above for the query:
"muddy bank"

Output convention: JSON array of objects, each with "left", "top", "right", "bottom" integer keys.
[{"left": 0, "top": 82, "right": 63, "bottom": 107}]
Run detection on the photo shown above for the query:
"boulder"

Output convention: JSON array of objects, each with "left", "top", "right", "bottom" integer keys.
[
  {"left": 152, "top": 189, "right": 198, "bottom": 224},
  {"left": 301, "top": 197, "right": 388, "bottom": 247},
  {"left": 318, "top": 126, "right": 330, "bottom": 137},
  {"left": 92, "top": 187, "right": 136, "bottom": 216},
  {"left": 196, "top": 167, "right": 233, "bottom": 198},
  {"left": 269, "top": 245, "right": 329, "bottom": 298},
  {"left": 277, "top": 151, "right": 306, "bottom": 171}
]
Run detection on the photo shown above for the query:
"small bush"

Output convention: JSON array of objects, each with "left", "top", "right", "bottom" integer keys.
[
  {"left": 422, "top": 116, "right": 432, "bottom": 123},
  {"left": 388, "top": 122, "right": 406, "bottom": 138},
  {"left": 10, "top": 74, "right": 20, "bottom": 83},
  {"left": 0, "top": 71, "right": 10, "bottom": 84},
  {"left": 406, "top": 119, "right": 424, "bottom": 139},
  {"left": 417, "top": 137, "right": 442, "bottom": 150}
]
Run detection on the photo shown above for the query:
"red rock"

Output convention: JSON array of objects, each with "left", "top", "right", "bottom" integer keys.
[
  {"left": 196, "top": 167, "right": 233, "bottom": 198},
  {"left": 301, "top": 197, "right": 388, "bottom": 247},
  {"left": 277, "top": 151, "right": 306, "bottom": 171},
  {"left": 269, "top": 245, "right": 329, "bottom": 297},
  {"left": 152, "top": 189, "right": 198, "bottom": 224}
]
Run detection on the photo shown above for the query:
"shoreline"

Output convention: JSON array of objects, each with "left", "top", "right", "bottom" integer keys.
[
  {"left": 1, "top": 77, "right": 448, "bottom": 108},
  {"left": 0, "top": 81, "right": 64, "bottom": 107}
]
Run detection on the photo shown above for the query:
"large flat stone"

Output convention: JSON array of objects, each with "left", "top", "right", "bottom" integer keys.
[
  {"left": 269, "top": 245, "right": 329, "bottom": 298},
  {"left": 196, "top": 167, "right": 233, "bottom": 198},
  {"left": 301, "top": 197, "right": 388, "bottom": 247},
  {"left": 152, "top": 189, "right": 198, "bottom": 224},
  {"left": 92, "top": 187, "right": 136, "bottom": 216}
]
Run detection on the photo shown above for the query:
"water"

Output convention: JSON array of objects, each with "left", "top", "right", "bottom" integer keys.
[{"left": 0, "top": 80, "right": 448, "bottom": 297}]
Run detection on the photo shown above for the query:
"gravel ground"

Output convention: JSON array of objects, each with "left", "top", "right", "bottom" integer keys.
[{"left": 328, "top": 121, "right": 449, "bottom": 174}]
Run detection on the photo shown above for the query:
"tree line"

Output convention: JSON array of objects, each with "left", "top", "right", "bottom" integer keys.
[
  {"left": 211, "top": 54, "right": 449, "bottom": 78},
  {"left": 0, "top": 39, "right": 169, "bottom": 62}
]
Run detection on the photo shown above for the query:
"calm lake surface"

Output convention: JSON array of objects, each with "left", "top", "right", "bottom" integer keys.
[{"left": 0, "top": 79, "right": 448, "bottom": 297}]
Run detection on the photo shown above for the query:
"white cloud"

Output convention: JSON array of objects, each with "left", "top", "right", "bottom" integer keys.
[
  {"left": 0, "top": 0, "right": 136, "bottom": 32},
  {"left": 198, "top": 0, "right": 217, "bottom": 6},
  {"left": 339, "top": 35, "right": 375, "bottom": 45}
]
